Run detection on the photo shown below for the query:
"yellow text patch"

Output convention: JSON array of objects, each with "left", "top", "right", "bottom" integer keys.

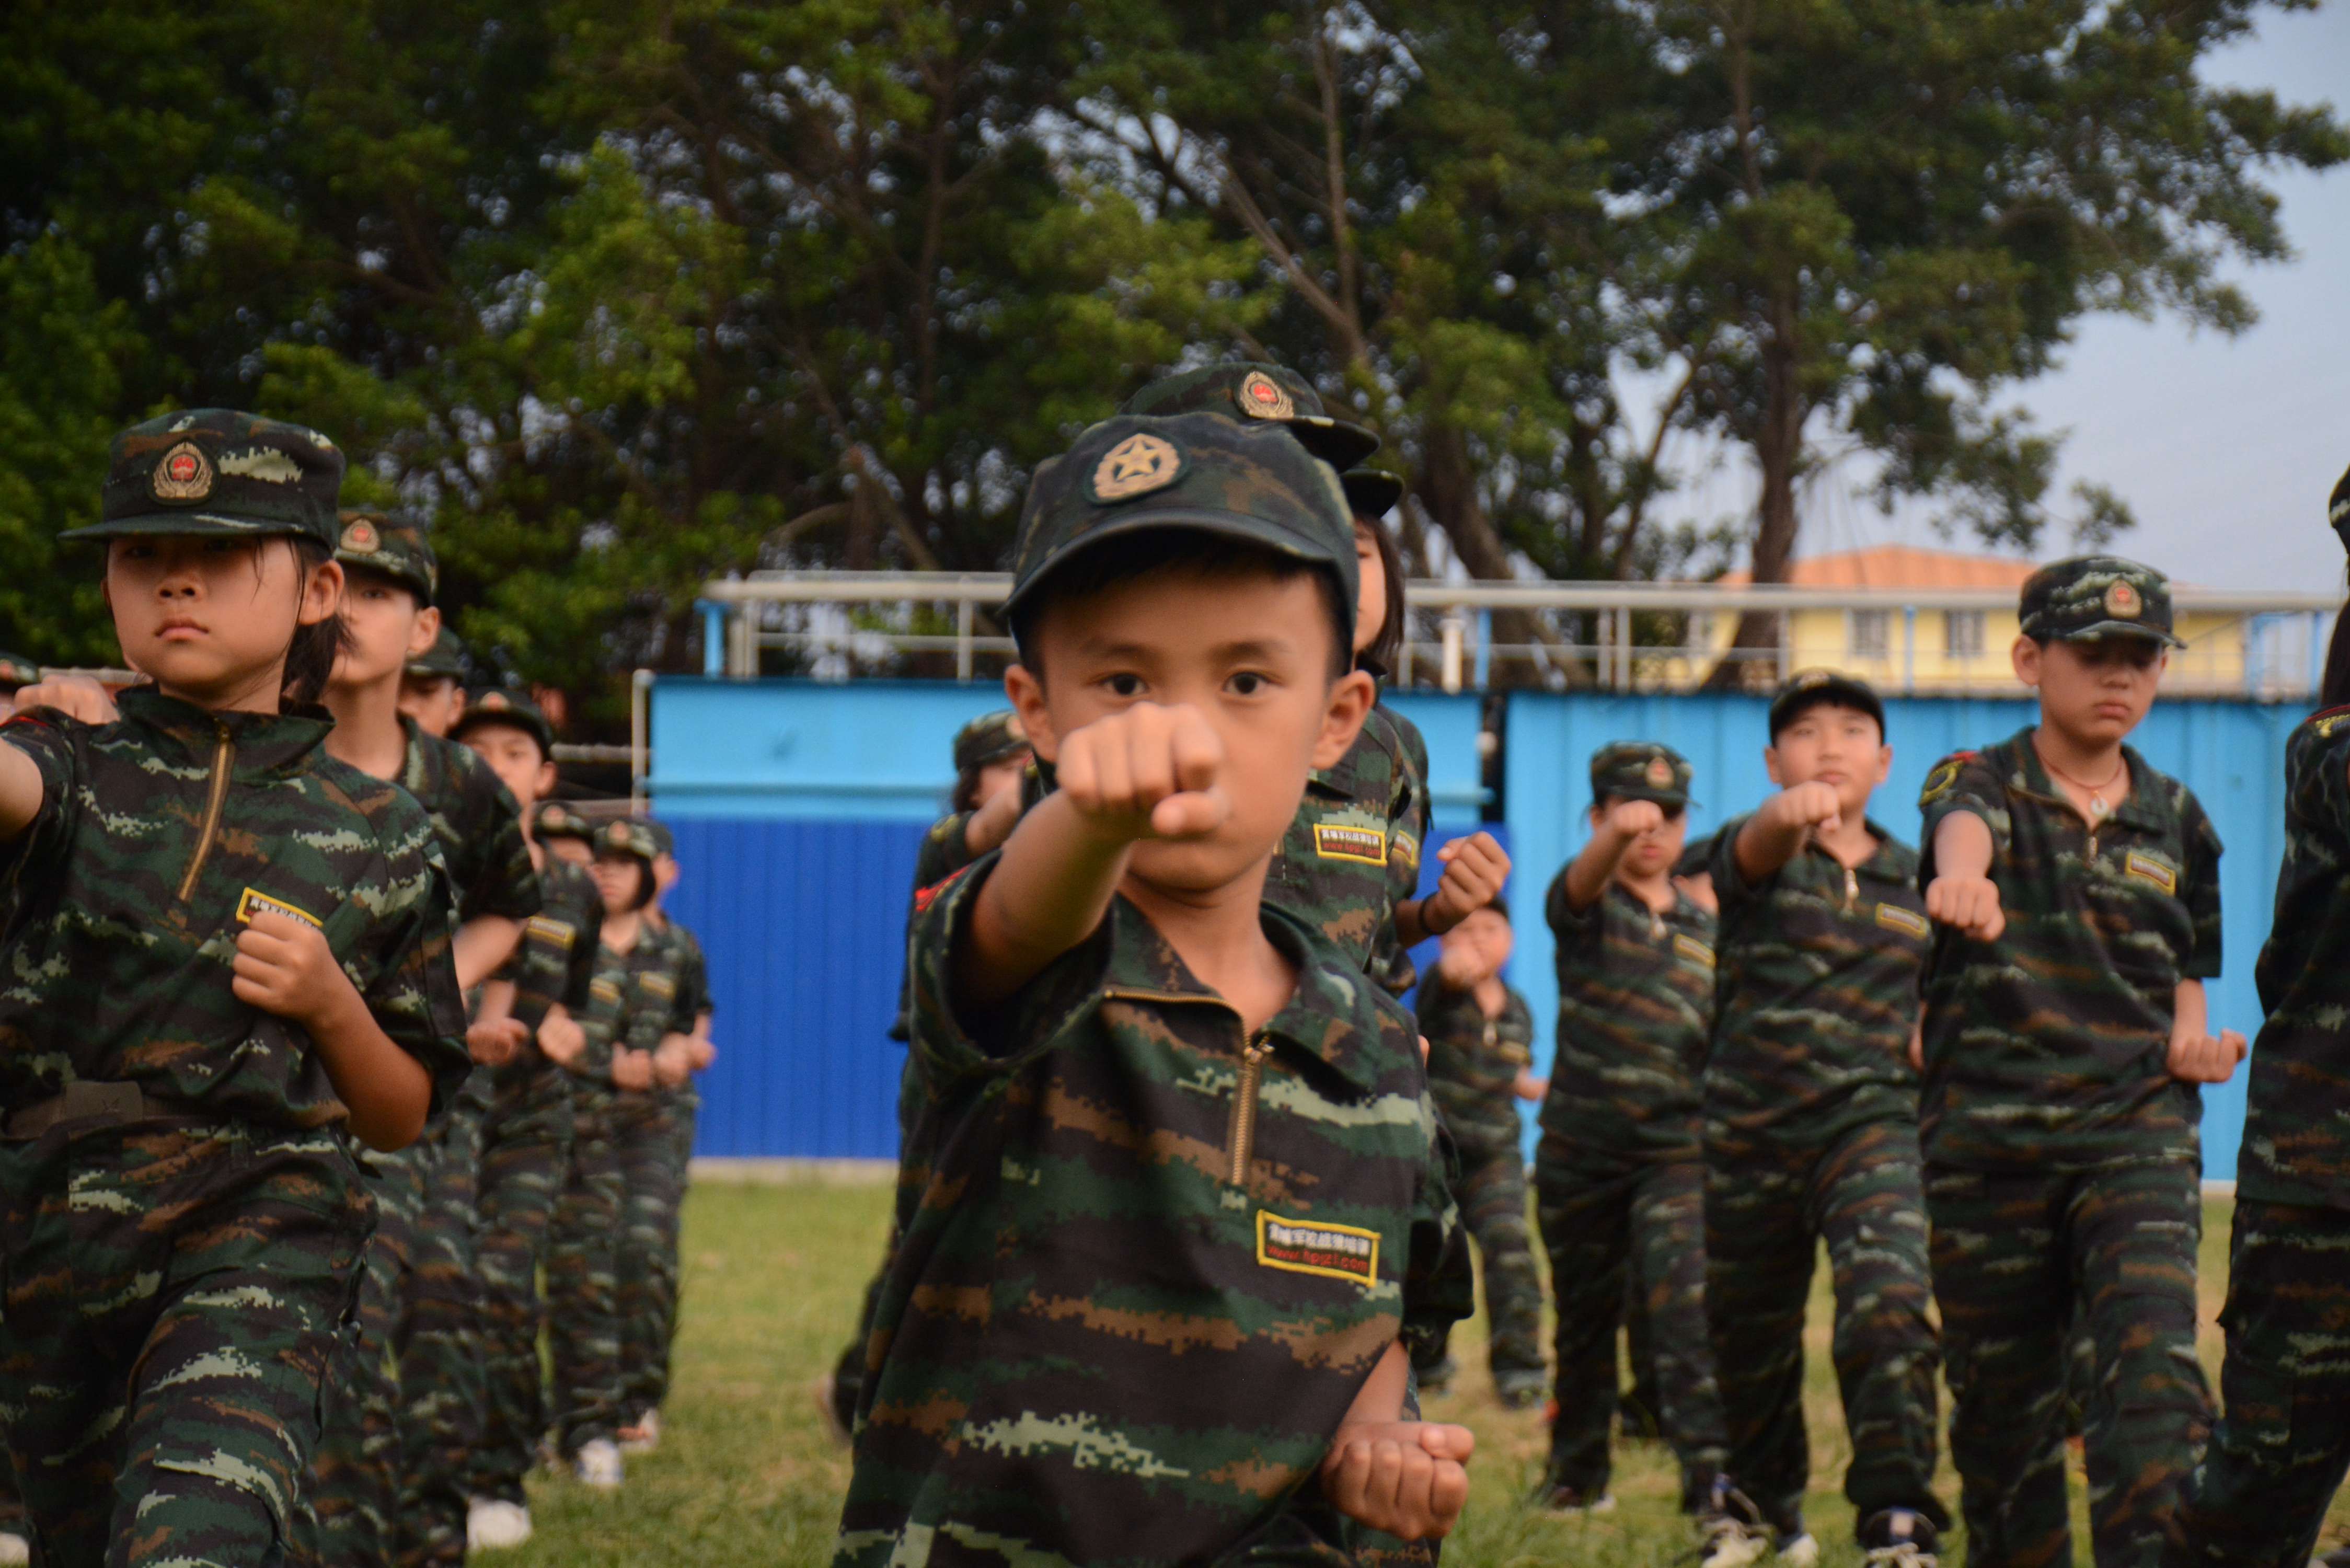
[
  {"left": 1672, "top": 933, "right": 1715, "bottom": 968},
  {"left": 235, "top": 888, "right": 324, "bottom": 930},
  {"left": 1874, "top": 904, "right": 1930, "bottom": 938},
  {"left": 1312, "top": 823, "right": 1388, "bottom": 866},
  {"left": 1257, "top": 1212, "right": 1380, "bottom": 1286},
  {"left": 526, "top": 914, "right": 577, "bottom": 950},
  {"left": 2124, "top": 851, "right": 2177, "bottom": 895}
]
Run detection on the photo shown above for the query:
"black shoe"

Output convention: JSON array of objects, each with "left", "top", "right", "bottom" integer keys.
[
  {"left": 1533, "top": 1480, "right": 1617, "bottom": 1516},
  {"left": 1493, "top": 1371, "right": 1547, "bottom": 1409},
  {"left": 1858, "top": 1508, "right": 1939, "bottom": 1566}
]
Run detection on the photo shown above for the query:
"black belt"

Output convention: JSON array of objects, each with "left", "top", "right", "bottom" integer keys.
[{"left": 4, "top": 1081, "right": 203, "bottom": 1140}]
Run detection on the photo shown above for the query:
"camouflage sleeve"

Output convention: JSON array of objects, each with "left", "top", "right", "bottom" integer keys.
[
  {"left": 2180, "top": 790, "right": 2225, "bottom": 982},
  {"left": 905, "top": 851, "right": 1107, "bottom": 1084},
  {"left": 675, "top": 926, "right": 712, "bottom": 1021},
  {"left": 0, "top": 716, "right": 78, "bottom": 904},
  {"left": 565, "top": 900, "right": 604, "bottom": 1012},
  {"left": 913, "top": 810, "right": 980, "bottom": 892},
  {"left": 1917, "top": 750, "right": 2008, "bottom": 882},
  {"left": 1398, "top": 1108, "right": 1475, "bottom": 1365},
  {"left": 455, "top": 765, "right": 542, "bottom": 924},
  {"left": 1543, "top": 862, "right": 1604, "bottom": 950},
  {"left": 362, "top": 824, "right": 474, "bottom": 1117},
  {"left": 2291, "top": 718, "right": 2350, "bottom": 841},
  {"left": 1705, "top": 813, "right": 1763, "bottom": 918}
]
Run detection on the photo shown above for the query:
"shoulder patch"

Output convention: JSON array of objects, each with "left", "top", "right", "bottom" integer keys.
[
  {"left": 1312, "top": 822, "right": 1388, "bottom": 866},
  {"left": 2123, "top": 850, "right": 2178, "bottom": 895},
  {"left": 2310, "top": 705, "right": 2350, "bottom": 739},
  {"left": 526, "top": 914, "right": 577, "bottom": 949},
  {"left": 1874, "top": 903, "right": 1930, "bottom": 939},
  {"left": 1672, "top": 932, "right": 1715, "bottom": 968},
  {"left": 1389, "top": 830, "right": 1420, "bottom": 871},
  {"left": 1919, "top": 754, "right": 1974, "bottom": 807},
  {"left": 912, "top": 865, "right": 971, "bottom": 915},
  {"left": 1255, "top": 1211, "right": 1378, "bottom": 1287}
]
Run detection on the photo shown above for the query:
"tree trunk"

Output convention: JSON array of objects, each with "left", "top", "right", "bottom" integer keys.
[
  {"left": 1703, "top": 286, "right": 1805, "bottom": 690},
  {"left": 1418, "top": 423, "right": 1574, "bottom": 683}
]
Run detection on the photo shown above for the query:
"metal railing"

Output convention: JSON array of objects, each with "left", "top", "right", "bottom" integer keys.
[{"left": 698, "top": 572, "right": 2343, "bottom": 699}]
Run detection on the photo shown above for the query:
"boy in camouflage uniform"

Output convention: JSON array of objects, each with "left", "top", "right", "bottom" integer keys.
[
  {"left": 1413, "top": 898, "right": 1547, "bottom": 1407},
  {"left": 451, "top": 690, "right": 600, "bottom": 1550},
  {"left": 2167, "top": 470, "right": 2350, "bottom": 1568},
  {"left": 400, "top": 626, "right": 469, "bottom": 737},
  {"left": 310, "top": 514, "right": 540, "bottom": 1568},
  {"left": 1701, "top": 672, "right": 1945, "bottom": 1564},
  {"left": 1534, "top": 742, "right": 1731, "bottom": 1529},
  {"left": 836, "top": 412, "right": 1474, "bottom": 1563},
  {"left": 1918, "top": 557, "right": 2245, "bottom": 1568},
  {"left": 0, "top": 411, "right": 472, "bottom": 1568}
]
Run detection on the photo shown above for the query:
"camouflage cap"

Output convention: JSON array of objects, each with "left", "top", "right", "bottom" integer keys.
[
  {"left": 0, "top": 652, "right": 39, "bottom": 690},
  {"left": 596, "top": 817, "right": 661, "bottom": 863},
  {"left": 1003, "top": 413, "right": 1358, "bottom": 648},
  {"left": 2019, "top": 555, "right": 2183, "bottom": 647},
  {"left": 406, "top": 625, "right": 468, "bottom": 681},
  {"left": 642, "top": 818, "right": 676, "bottom": 858},
  {"left": 1121, "top": 363, "right": 1379, "bottom": 471},
  {"left": 1768, "top": 667, "right": 1885, "bottom": 739},
  {"left": 952, "top": 710, "right": 1031, "bottom": 775},
  {"left": 67, "top": 410, "right": 344, "bottom": 546},
  {"left": 2330, "top": 460, "right": 2350, "bottom": 556},
  {"left": 532, "top": 799, "right": 596, "bottom": 844},
  {"left": 451, "top": 685, "right": 553, "bottom": 754},
  {"left": 337, "top": 511, "right": 438, "bottom": 605},
  {"left": 1342, "top": 468, "right": 1403, "bottom": 520},
  {"left": 1591, "top": 740, "right": 1693, "bottom": 809}
]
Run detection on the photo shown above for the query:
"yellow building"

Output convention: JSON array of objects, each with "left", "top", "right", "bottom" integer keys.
[{"left": 1703, "top": 545, "right": 2250, "bottom": 696}]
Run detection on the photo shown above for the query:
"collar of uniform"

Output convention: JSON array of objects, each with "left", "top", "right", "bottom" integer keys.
[
  {"left": 1605, "top": 877, "right": 1702, "bottom": 930},
  {"left": 1998, "top": 727, "right": 2170, "bottom": 833},
  {"left": 116, "top": 686, "right": 332, "bottom": 778},
  {"left": 397, "top": 713, "right": 446, "bottom": 797},
  {"left": 1098, "top": 897, "right": 1396, "bottom": 1086},
  {"left": 1801, "top": 816, "right": 1912, "bottom": 882}
]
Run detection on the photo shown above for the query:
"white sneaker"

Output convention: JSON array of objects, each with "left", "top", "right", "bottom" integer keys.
[
  {"left": 574, "top": 1437, "right": 625, "bottom": 1489},
  {"left": 467, "top": 1499, "right": 534, "bottom": 1550},
  {"left": 1778, "top": 1534, "right": 1822, "bottom": 1566},
  {"left": 1698, "top": 1520, "right": 1771, "bottom": 1568},
  {"left": 618, "top": 1408, "right": 661, "bottom": 1455},
  {"left": 0, "top": 1532, "right": 28, "bottom": 1567}
]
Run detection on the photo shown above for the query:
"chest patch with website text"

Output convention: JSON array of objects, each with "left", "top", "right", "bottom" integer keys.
[
  {"left": 639, "top": 971, "right": 677, "bottom": 999},
  {"left": 1874, "top": 904, "right": 1930, "bottom": 938},
  {"left": 1257, "top": 1212, "right": 1380, "bottom": 1286},
  {"left": 1672, "top": 933, "right": 1715, "bottom": 968},
  {"left": 235, "top": 887, "right": 324, "bottom": 930},
  {"left": 1313, "top": 823, "right": 1388, "bottom": 866},
  {"left": 590, "top": 978, "right": 623, "bottom": 1007},
  {"left": 2124, "top": 851, "right": 2177, "bottom": 895}
]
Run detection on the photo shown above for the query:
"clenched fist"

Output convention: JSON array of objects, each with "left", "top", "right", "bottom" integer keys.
[
  {"left": 1420, "top": 832, "right": 1511, "bottom": 936},
  {"left": 1056, "top": 702, "right": 1230, "bottom": 844},
  {"left": 538, "top": 1007, "right": 587, "bottom": 1067},
  {"left": 1765, "top": 780, "right": 1844, "bottom": 838},
  {"left": 468, "top": 1017, "right": 528, "bottom": 1068},
  {"left": 233, "top": 910, "right": 361, "bottom": 1032},
  {"left": 1604, "top": 798, "right": 1665, "bottom": 840},
  {"left": 2169, "top": 1027, "right": 2248, "bottom": 1086},
  {"left": 1320, "top": 1421, "right": 1476, "bottom": 1541},
  {"left": 1925, "top": 874, "right": 2005, "bottom": 943}
]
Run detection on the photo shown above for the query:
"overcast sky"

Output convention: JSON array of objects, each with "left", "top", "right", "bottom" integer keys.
[{"left": 1732, "top": 3, "right": 2349, "bottom": 592}]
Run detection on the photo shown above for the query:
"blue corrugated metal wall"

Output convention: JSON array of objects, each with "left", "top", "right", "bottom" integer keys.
[{"left": 654, "top": 679, "right": 2302, "bottom": 1174}]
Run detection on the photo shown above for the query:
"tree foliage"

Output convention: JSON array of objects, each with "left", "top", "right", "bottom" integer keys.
[{"left": 2, "top": 0, "right": 2338, "bottom": 705}]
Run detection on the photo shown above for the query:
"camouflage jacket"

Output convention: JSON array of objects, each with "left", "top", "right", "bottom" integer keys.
[
  {"left": 1264, "top": 700, "right": 1427, "bottom": 998},
  {"left": 2237, "top": 706, "right": 2350, "bottom": 1207},
  {"left": 892, "top": 810, "right": 984, "bottom": 1043},
  {"left": 488, "top": 854, "right": 601, "bottom": 1112},
  {"left": 1703, "top": 815, "right": 1926, "bottom": 1153},
  {"left": 1416, "top": 974, "right": 1535, "bottom": 1159},
  {"left": 838, "top": 857, "right": 1469, "bottom": 1568},
  {"left": 1538, "top": 874, "right": 1715, "bottom": 1166},
  {"left": 398, "top": 717, "right": 540, "bottom": 926},
  {"left": 0, "top": 690, "right": 470, "bottom": 1129},
  {"left": 646, "top": 910, "right": 709, "bottom": 1108},
  {"left": 569, "top": 929, "right": 686, "bottom": 1107},
  {"left": 1917, "top": 729, "right": 2222, "bottom": 1172}
]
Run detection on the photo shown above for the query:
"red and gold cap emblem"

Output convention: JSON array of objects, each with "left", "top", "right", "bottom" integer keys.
[
  {"left": 1645, "top": 756, "right": 1674, "bottom": 788},
  {"left": 152, "top": 442, "right": 214, "bottom": 503},
  {"left": 1237, "top": 371, "right": 1296, "bottom": 421},
  {"left": 341, "top": 518, "right": 381, "bottom": 553},
  {"left": 2104, "top": 580, "right": 2141, "bottom": 619}
]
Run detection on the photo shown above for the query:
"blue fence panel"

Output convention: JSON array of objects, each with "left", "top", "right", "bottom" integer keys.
[
  {"left": 662, "top": 817, "right": 921, "bottom": 1159},
  {"left": 1500, "top": 693, "right": 2302, "bottom": 1178}
]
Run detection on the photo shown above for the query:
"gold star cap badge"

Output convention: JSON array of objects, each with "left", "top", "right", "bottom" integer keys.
[
  {"left": 152, "top": 442, "right": 214, "bottom": 504},
  {"left": 1236, "top": 371, "right": 1296, "bottom": 422},
  {"left": 2104, "top": 579, "right": 2141, "bottom": 619},
  {"left": 1090, "top": 433, "right": 1184, "bottom": 502}
]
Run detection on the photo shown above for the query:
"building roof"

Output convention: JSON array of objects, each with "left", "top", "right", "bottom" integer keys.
[{"left": 1719, "top": 544, "right": 2037, "bottom": 590}]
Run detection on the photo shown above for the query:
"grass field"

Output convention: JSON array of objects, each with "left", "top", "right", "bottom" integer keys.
[{"left": 496, "top": 1180, "right": 2348, "bottom": 1567}]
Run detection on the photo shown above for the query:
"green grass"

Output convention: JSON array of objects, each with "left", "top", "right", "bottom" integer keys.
[{"left": 504, "top": 1185, "right": 2349, "bottom": 1566}]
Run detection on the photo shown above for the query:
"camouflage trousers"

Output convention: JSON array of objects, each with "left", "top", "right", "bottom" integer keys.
[
  {"left": 1706, "top": 1119, "right": 1946, "bottom": 1538},
  {"left": 1431, "top": 1140, "right": 1543, "bottom": 1385},
  {"left": 0, "top": 1122, "right": 368, "bottom": 1568},
  {"left": 2166, "top": 1199, "right": 2350, "bottom": 1568},
  {"left": 468, "top": 1065, "right": 572, "bottom": 1507},
  {"left": 296, "top": 1142, "right": 428, "bottom": 1568},
  {"left": 1927, "top": 1158, "right": 2210, "bottom": 1568},
  {"left": 0, "top": 1442, "right": 22, "bottom": 1540},
  {"left": 396, "top": 1083, "right": 490, "bottom": 1567},
  {"left": 613, "top": 1098, "right": 684, "bottom": 1425},
  {"left": 548, "top": 1092, "right": 624, "bottom": 1456},
  {"left": 1534, "top": 1144, "right": 1728, "bottom": 1509}
]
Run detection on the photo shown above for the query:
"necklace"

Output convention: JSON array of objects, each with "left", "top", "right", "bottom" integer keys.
[{"left": 2035, "top": 737, "right": 2127, "bottom": 824}]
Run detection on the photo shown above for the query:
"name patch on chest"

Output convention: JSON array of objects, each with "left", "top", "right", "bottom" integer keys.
[
  {"left": 639, "top": 971, "right": 677, "bottom": 999},
  {"left": 1257, "top": 1213, "right": 1380, "bottom": 1286},
  {"left": 1874, "top": 904, "right": 1930, "bottom": 938},
  {"left": 1312, "top": 823, "right": 1388, "bottom": 866},
  {"left": 1672, "top": 932, "right": 1715, "bottom": 968},
  {"left": 235, "top": 887, "right": 324, "bottom": 930},
  {"left": 2124, "top": 851, "right": 2177, "bottom": 895},
  {"left": 590, "top": 978, "right": 623, "bottom": 1007},
  {"left": 526, "top": 914, "right": 577, "bottom": 950}
]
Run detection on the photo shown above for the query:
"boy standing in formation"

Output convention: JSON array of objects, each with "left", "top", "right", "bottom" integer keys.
[
  {"left": 1536, "top": 743, "right": 1731, "bottom": 1532},
  {"left": 1702, "top": 671, "right": 1945, "bottom": 1565},
  {"left": 1918, "top": 557, "right": 2244, "bottom": 1568},
  {"left": 1413, "top": 898, "right": 1547, "bottom": 1408},
  {"left": 836, "top": 412, "right": 1473, "bottom": 1562}
]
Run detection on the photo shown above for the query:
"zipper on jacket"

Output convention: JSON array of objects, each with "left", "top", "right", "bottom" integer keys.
[
  {"left": 176, "top": 721, "right": 234, "bottom": 903},
  {"left": 1842, "top": 866, "right": 1859, "bottom": 912},
  {"left": 1227, "top": 1031, "right": 1272, "bottom": 1186}
]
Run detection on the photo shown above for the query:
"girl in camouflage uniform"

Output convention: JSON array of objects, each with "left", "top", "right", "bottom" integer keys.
[{"left": 0, "top": 411, "right": 471, "bottom": 1568}]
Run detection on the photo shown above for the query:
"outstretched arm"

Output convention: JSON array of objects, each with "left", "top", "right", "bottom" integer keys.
[
  {"left": 1561, "top": 800, "right": 1663, "bottom": 913},
  {"left": 1733, "top": 782, "right": 1845, "bottom": 884},
  {"left": 1924, "top": 812, "right": 2005, "bottom": 942}
]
